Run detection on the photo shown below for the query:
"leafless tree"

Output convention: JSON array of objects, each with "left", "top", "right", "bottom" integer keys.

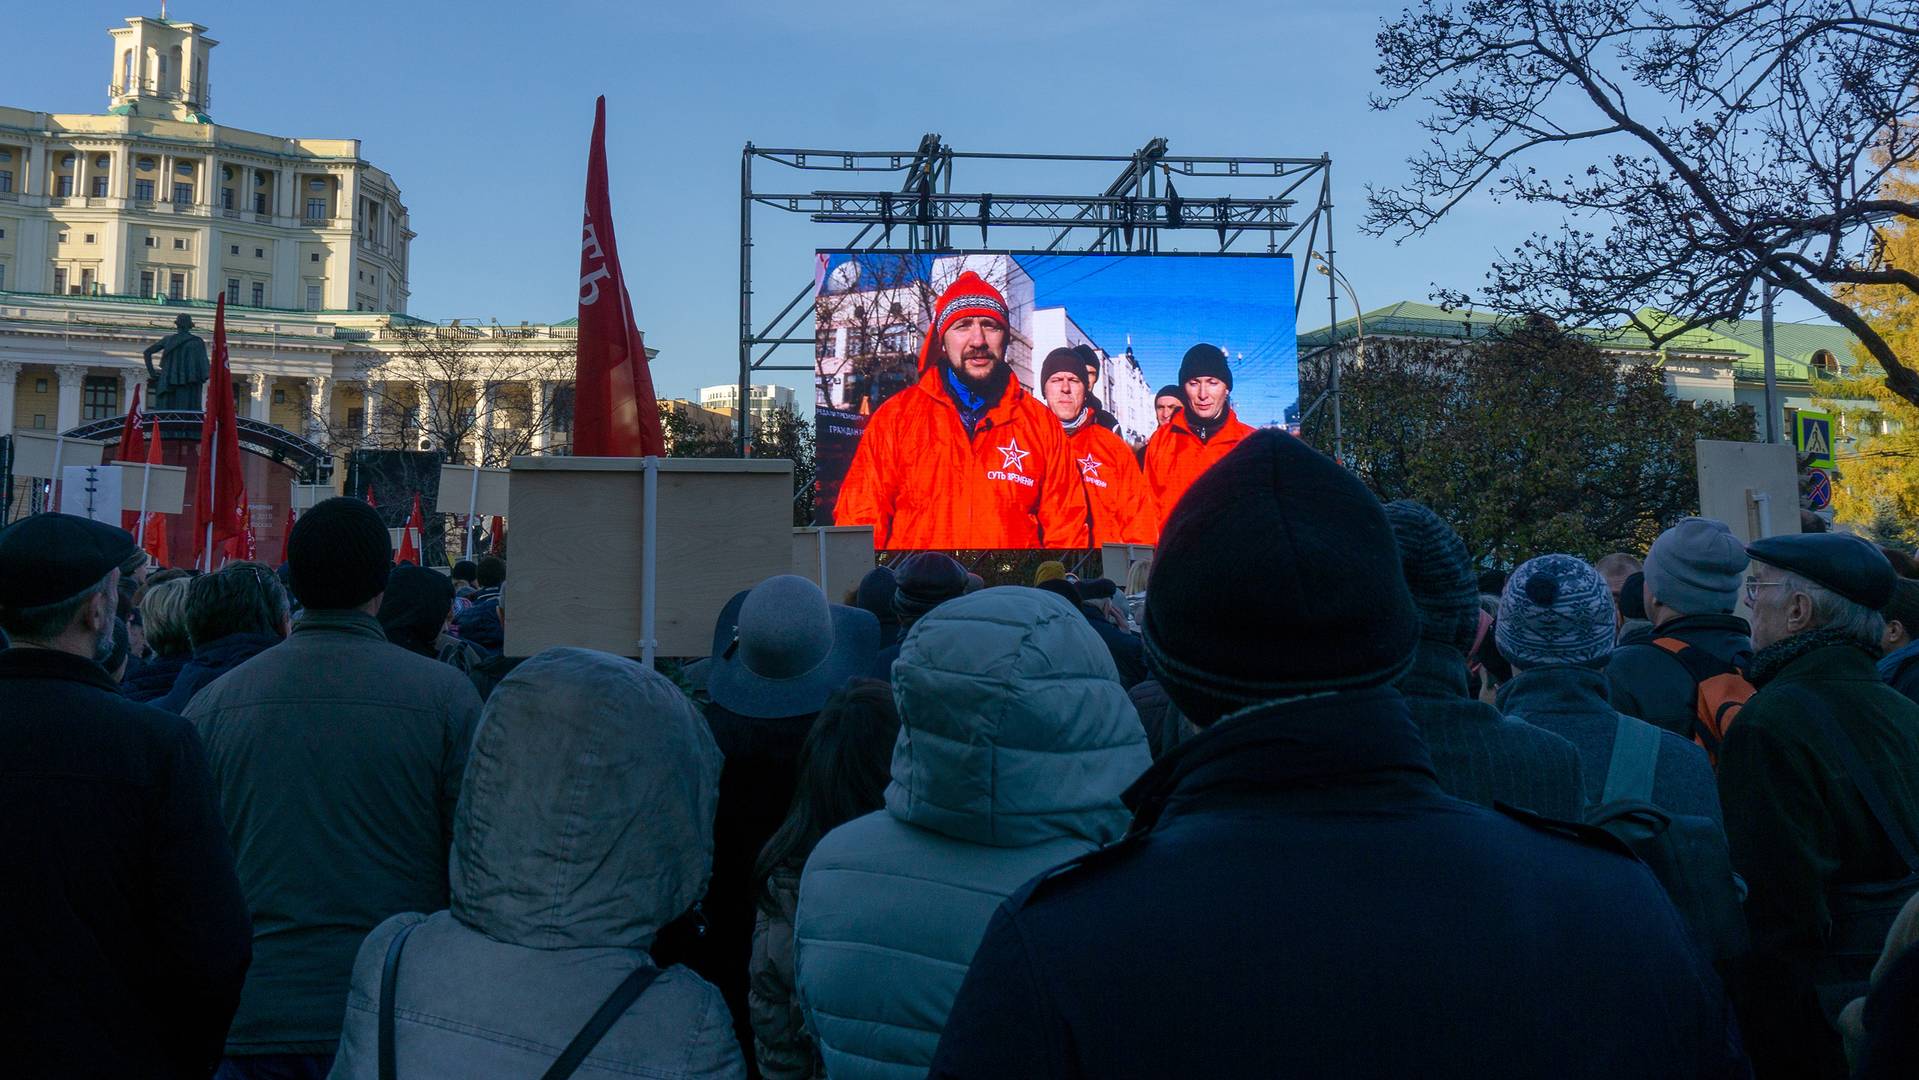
[
  {"left": 328, "top": 324, "right": 576, "bottom": 466},
  {"left": 1370, "top": 0, "right": 1919, "bottom": 405}
]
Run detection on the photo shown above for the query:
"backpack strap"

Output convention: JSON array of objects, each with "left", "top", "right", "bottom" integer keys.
[
  {"left": 1601, "top": 715, "right": 1661, "bottom": 805},
  {"left": 538, "top": 965, "right": 665, "bottom": 1080},
  {"left": 1784, "top": 686, "right": 1919, "bottom": 876},
  {"left": 377, "top": 920, "right": 422, "bottom": 1080}
]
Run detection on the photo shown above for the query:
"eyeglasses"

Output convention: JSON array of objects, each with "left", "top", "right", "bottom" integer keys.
[{"left": 1743, "top": 578, "right": 1790, "bottom": 604}]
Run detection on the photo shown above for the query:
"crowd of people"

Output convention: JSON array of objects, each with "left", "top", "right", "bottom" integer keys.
[{"left": 8, "top": 428, "right": 1919, "bottom": 1078}]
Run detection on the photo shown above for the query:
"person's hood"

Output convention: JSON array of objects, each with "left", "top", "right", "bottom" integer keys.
[
  {"left": 450, "top": 647, "right": 722, "bottom": 950},
  {"left": 1880, "top": 639, "right": 1919, "bottom": 682},
  {"left": 886, "top": 586, "right": 1149, "bottom": 848}
]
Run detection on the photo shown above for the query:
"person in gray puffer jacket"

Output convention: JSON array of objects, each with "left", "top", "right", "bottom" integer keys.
[
  {"left": 793, "top": 587, "right": 1151, "bottom": 1079},
  {"left": 328, "top": 648, "right": 744, "bottom": 1079}
]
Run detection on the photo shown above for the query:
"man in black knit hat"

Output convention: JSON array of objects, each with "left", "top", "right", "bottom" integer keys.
[
  {"left": 1141, "top": 344, "right": 1255, "bottom": 533},
  {"left": 930, "top": 431, "right": 1746, "bottom": 1079},
  {"left": 187, "top": 497, "right": 482, "bottom": 1077}
]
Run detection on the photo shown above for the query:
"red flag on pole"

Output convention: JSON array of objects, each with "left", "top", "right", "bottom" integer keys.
[
  {"left": 281, "top": 505, "right": 297, "bottom": 566},
  {"left": 141, "top": 419, "right": 169, "bottom": 566},
  {"left": 572, "top": 96, "right": 665, "bottom": 458},
  {"left": 397, "top": 492, "right": 423, "bottom": 565},
  {"left": 489, "top": 515, "right": 506, "bottom": 558},
  {"left": 195, "top": 294, "right": 247, "bottom": 570},
  {"left": 365, "top": 484, "right": 377, "bottom": 508},
  {"left": 118, "top": 385, "right": 146, "bottom": 531}
]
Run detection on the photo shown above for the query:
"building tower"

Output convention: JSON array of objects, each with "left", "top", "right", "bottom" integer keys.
[{"left": 108, "top": 13, "right": 217, "bottom": 122}]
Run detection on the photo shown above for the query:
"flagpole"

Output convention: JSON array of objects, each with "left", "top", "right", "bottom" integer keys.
[
  {"left": 48, "top": 434, "right": 65, "bottom": 513},
  {"left": 640, "top": 455, "right": 658, "bottom": 669},
  {"left": 136, "top": 457, "right": 153, "bottom": 546},
  {"left": 202, "top": 419, "right": 217, "bottom": 571}
]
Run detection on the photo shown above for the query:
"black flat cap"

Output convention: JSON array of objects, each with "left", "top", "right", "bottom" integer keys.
[
  {"left": 0, "top": 513, "right": 139, "bottom": 609},
  {"left": 1746, "top": 532, "right": 1897, "bottom": 610}
]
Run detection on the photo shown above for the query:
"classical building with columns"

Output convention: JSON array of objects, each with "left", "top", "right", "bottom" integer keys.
[{"left": 0, "top": 12, "right": 592, "bottom": 499}]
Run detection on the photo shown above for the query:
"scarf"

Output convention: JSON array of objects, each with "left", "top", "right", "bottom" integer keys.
[
  {"left": 942, "top": 363, "right": 1010, "bottom": 436},
  {"left": 1189, "top": 397, "right": 1230, "bottom": 443},
  {"left": 1747, "top": 625, "right": 1882, "bottom": 688},
  {"left": 1061, "top": 407, "right": 1093, "bottom": 434}
]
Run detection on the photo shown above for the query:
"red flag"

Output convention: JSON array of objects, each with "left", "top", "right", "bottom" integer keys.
[
  {"left": 365, "top": 484, "right": 377, "bottom": 508},
  {"left": 118, "top": 384, "right": 146, "bottom": 531},
  {"left": 280, "top": 505, "right": 297, "bottom": 566},
  {"left": 140, "top": 419, "right": 169, "bottom": 566},
  {"left": 397, "top": 492, "right": 423, "bottom": 565},
  {"left": 489, "top": 515, "right": 506, "bottom": 558},
  {"left": 572, "top": 96, "right": 665, "bottom": 457},
  {"left": 195, "top": 294, "right": 247, "bottom": 570}
]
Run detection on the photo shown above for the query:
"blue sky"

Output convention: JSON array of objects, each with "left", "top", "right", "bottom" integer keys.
[{"left": 15, "top": 2, "right": 1826, "bottom": 406}]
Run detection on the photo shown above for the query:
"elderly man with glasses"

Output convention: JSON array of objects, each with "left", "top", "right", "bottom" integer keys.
[{"left": 1719, "top": 532, "right": 1919, "bottom": 1079}]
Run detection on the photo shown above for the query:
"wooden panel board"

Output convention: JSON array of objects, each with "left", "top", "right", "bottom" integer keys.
[
  {"left": 793, "top": 526, "right": 877, "bottom": 602},
  {"left": 10, "top": 431, "right": 105, "bottom": 476},
  {"left": 115, "top": 462, "right": 187, "bottom": 513},
  {"left": 505, "top": 457, "right": 795, "bottom": 658},
  {"left": 1695, "top": 439, "right": 1801, "bottom": 545},
  {"left": 438, "top": 464, "right": 511, "bottom": 517}
]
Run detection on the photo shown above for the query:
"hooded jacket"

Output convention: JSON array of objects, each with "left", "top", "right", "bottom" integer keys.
[
  {"left": 331, "top": 648, "right": 744, "bottom": 1079},
  {"left": 1141, "top": 405, "right": 1255, "bottom": 532},
  {"left": 793, "top": 588, "right": 1150, "bottom": 1079},
  {"left": 1064, "top": 419, "right": 1158, "bottom": 545},
  {"left": 834, "top": 365, "right": 1090, "bottom": 550},
  {"left": 153, "top": 631, "right": 283, "bottom": 715}
]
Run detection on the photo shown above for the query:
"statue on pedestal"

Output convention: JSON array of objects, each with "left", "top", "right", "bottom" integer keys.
[{"left": 143, "top": 314, "right": 211, "bottom": 411}]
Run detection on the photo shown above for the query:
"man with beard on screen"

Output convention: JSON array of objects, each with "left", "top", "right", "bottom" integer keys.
[
  {"left": 1144, "top": 343, "right": 1255, "bottom": 531},
  {"left": 1040, "top": 348, "right": 1157, "bottom": 545},
  {"left": 836, "top": 272, "right": 1088, "bottom": 550}
]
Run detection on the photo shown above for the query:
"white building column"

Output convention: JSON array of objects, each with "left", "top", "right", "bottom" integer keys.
[
  {"left": 529, "top": 379, "right": 550, "bottom": 452},
  {"left": 0, "top": 361, "right": 20, "bottom": 438},
  {"left": 54, "top": 364, "right": 86, "bottom": 432},
  {"left": 247, "top": 372, "right": 270, "bottom": 422},
  {"left": 120, "top": 367, "right": 141, "bottom": 415},
  {"left": 305, "top": 375, "right": 329, "bottom": 442},
  {"left": 471, "top": 378, "right": 494, "bottom": 464}
]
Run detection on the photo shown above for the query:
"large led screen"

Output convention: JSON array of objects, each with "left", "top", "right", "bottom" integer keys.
[{"left": 814, "top": 252, "right": 1298, "bottom": 550}]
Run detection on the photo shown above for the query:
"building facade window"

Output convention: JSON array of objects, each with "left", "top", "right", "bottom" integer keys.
[
  {"left": 0, "top": 171, "right": 11, "bottom": 192},
  {"left": 250, "top": 282, "right": 264, "bottom": 306},
  {"left": 221, "top": 188, "right": 233, "bottom": 209},
  {"left": 227, "top": 277, "right": 240, "bottom": 299},
  {"left": 134, "top": 179, "right": 154, "bottom": 200},
  {"left": 145, "top": 236, "right": 157, "bottom": 247},
  {"left": 57, "top": 232, "right": 68, "bottom": 244},
  {"left": 82, "top": 376, "right": 119, "bottom": 421},
  {"left": 91, "top": 175, "right": 108, "bottom": 197},
  {"left": 253, "top": 247, "right": 264, "bottom": 259},
  {"left": 253, "top": 193, "right": 268, "bottom": 214},
  {"left": 83, "top": 234, "right": 95, "bottom": 244},
  {"left": 53, "top": 268, "right": 67, "bottom": 293},
  {"left": 79, "top": 268, "right": 94, "bottom": 292},
  {"left": 172, "top": 237, "right": 189, "bottom": 250},
  {"left": 168, "top": 272, "right": 185, "bottom": 300},
  {"left": 56, "top": 176, "right": 73, "bottom": 197},
  {"left": 0, "top": 264, "right": 7, "bottom": 290},
  {"left": 306, "top": 284, "right": 322, "bottom": 311},
  {"left": 175, "top": 162, "right": 193, "bottom": 177},
  {"left": 173, "top": 182, "right": 193, "bottom": 204},
  {"left": 141, "top": 270, "right": 156, "bottom": 295},
  {"left": 306, "top": 198, "right": 326, "bottom": 220}
]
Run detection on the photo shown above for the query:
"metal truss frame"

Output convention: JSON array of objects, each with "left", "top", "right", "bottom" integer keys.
[{"left": 737, "top": 136, "right": 1342, "bottom": 455}]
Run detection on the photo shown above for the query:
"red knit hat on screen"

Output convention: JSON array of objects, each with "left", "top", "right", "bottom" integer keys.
[{"left": 918, "top": 271, "right": 1011, "bottom": 369}]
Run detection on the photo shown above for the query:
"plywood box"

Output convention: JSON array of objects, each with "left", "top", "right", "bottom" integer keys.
[
  {"left": 504, "top": 456, "right": 795, "bottom": 658},
  {"left": 793, "top": 526, "right": 877, "bottom": 602}
]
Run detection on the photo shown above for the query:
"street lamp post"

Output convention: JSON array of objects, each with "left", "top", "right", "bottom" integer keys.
[{"left": 1312, "top": 253, "right": 1362, "bottom": 462}]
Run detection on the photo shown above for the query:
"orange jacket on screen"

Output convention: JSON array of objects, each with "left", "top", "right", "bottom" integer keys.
[
  {"left": 1066, "top": 419, "right": 1159, "bottom": 545},
  {"left": 1143, "top": 406, "right": 1255, "bottom": 532},
  {"left": 836, "top": 366, "right": 1091, "bottom": 550}
]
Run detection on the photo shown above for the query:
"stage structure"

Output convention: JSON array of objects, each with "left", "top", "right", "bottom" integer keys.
[{"left": 737, "top": 137, "right": 1345, "bottom": 457}]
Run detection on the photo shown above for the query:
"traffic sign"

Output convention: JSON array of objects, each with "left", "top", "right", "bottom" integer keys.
[
  {"left": 1796, "top": 411, "right": 1835, "bottom": 469},
  {"left": 1806, "top": 467, "right": 1833, "bottom": 511}
]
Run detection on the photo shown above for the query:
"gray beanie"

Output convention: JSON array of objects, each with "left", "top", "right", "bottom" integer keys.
[
  {"left": 1644, "top": 517, "right": 1748, "bottom": 616},
  {"left": 1496, "top": 555, "right": 1616, "bottom": 668}
]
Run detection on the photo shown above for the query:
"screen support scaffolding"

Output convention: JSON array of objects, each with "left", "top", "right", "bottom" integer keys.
[{"left": 737, "top": 137, "right": 1341, "bottom": 457}]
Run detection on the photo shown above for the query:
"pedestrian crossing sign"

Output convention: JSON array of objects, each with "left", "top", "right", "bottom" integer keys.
[{"left": 1796, "top": 411, "right": 1834, "bottom": 469}]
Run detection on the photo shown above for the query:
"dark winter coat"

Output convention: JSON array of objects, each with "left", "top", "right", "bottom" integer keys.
[
  {"left": 1878, "top": 640, "right": 1919, "bottom": 706},
  {"left": 673, "top": 702, "right": 816, "bottom": 1071},
  {"left": 1081, "top": 604, "right": 1146, "bottom": 689},
  {"left": 0, "top": 647, "right": 252, "bottom": 1078},
  {"left": 1499, "top": 664, "right": 1724, "bottom": 827},
  {"left": 454, "top": 587, "right": 504, "bottom": 655},
  {"left": 122, "top": 650, "right": 190, "bottom": 703},
  {"left": 1719, "top": 639, "right": 1919, "bottom": 1079},
  {"left": 153, "top": 631, "right": 283, "bottom": 714},
  {"left": 1395, "top": 640, "right": 1586, "bottom": 820},
  {"left": 1126, "top": 678, "right": 1196, "bottom": 761},
  {"left": 1606, "top": 614, "right": 1753, "bottom": 737},
  {"left": 186, "top": 609, "right": 482, "bottom": 1055},
  {"left": 926, "top": 687, "right": 1749, "bottom": 1079}
]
